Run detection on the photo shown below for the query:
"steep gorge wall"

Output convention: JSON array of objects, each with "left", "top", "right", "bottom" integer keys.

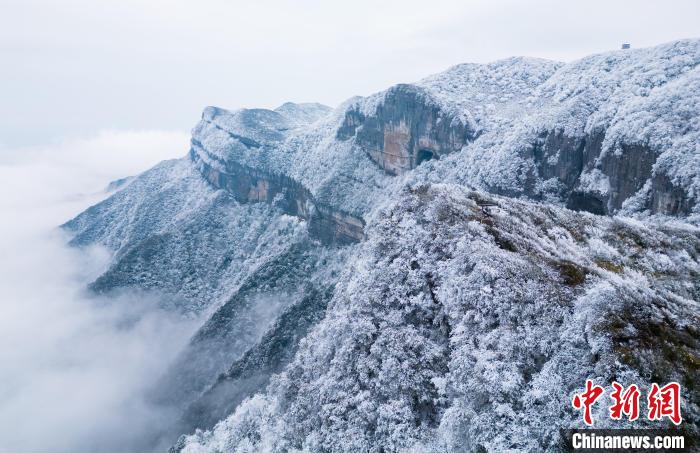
[
  {"left": 338, "top": 85, "right": 694, "bottom": 217},
  {"left": 529, "top": 129, "right": 687, "bottom": 216},
  {"left": 337, "top": 84, "right": 475, "bottom": 175},
  {"left": 190, "top": 144, "right": 365, "bottom": 245}
]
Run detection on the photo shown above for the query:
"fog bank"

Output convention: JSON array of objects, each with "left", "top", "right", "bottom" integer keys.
[{"left": 0, "top": 131, "right": 198, "bottom": 452}]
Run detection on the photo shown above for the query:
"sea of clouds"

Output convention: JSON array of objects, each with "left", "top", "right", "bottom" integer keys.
[{"left": 0, "top": 131, "right": 200, "bottom": 452}]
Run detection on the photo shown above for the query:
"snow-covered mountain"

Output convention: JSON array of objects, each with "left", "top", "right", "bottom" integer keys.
[{"left": 63, "top": 39, "right": 700, "bottom": 451}]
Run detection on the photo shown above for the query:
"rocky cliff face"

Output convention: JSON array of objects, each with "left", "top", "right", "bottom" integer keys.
[
  {"left": 337, "top": 84, "right": 476, "bottom": 175},
  {"left": 63, "top": 39, "right": 700, "bottom": 453},
  {"left": 529, "top": 129, "right": 661, "bottom": 215},
  {"left": 190, "top": 145, "right": 365, "bottom": 245},
  {"left": 335, "top": 85, "right": 692, "bottom": 217},
  {"left": 336, "top": 42, "right": 699, "bottom": 218}
]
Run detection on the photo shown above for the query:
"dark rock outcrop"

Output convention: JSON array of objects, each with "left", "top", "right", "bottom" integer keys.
[
  {"left": 338, "top": 83, "right": 695, "bottom": 218},
  {"left": 530, "top": 128, "right": 692, "bottom": 216},
  {"left": 530, "top": 130, "right": 587, "bottom": 194},
  {"left": 339, "top": 107, "right": 695, "bottom": 218},
  {"left": 600, "top": 143, "right": 658, "bottom": 210},
  {"left": 650, "top": 172, "right": 695, "bottom": 215},
  {"left": 190, "top": 145, "right": 365, "bottom": 245},
  {"left": 337, "top": 84, "right": 475, "bottom": 175}
]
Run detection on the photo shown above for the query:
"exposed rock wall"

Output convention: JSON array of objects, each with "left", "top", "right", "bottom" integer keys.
[
  {"left": 340, "top": 84, "right": 694, "bottom": 216},
  {"left": 529, "top": 128, "right": 692, "bottom": 216},
  {"left": 190, "top": 145, "right": 365, "bottom": 245},
  {"left": 337, "top": 84, "right": 475, "bottom": 175},
  {"left": 651, "top": 173, "right": 695, "bottom": 215}
]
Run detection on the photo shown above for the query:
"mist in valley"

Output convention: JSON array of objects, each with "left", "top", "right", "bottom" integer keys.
[{"left": 0, "top": 131, "right": 201, "bottom": 453}]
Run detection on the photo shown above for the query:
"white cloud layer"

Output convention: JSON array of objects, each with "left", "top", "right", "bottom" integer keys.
[{"left": 0, "top": 131, "right": 195, "bottom": 453}]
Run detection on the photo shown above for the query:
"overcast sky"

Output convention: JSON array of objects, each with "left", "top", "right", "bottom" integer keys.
[{"left": 2, "top": 0, "right": 699, "bottom": 146}]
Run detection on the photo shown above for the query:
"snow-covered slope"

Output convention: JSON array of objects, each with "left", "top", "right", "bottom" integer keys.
[
  {"left": 63, "top": 39, "right": 700, "bottom": 452},
  {"left": 179, "top": 184, "right": 699, "bottom": 452},
  {"left": 65, "top": 158, "right": 310, "bottom": 313}
]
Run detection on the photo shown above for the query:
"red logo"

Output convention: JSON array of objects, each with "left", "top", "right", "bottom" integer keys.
[
  {"left": 572, "top": 379, "right": 605, "bottom": 426},
  {"left": 609, "top": 382, "right": 640, "bottom": 421},
  {"left": 573, "top": 381, "right": 682, "bottom": 426},
  {"left": 648, "top": 382, "right": 682, "bottom": 425}
]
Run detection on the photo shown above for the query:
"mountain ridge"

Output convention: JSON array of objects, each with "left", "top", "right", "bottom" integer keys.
[{"left": 62, "top": 39, "right": 700, "bottom": 452}]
